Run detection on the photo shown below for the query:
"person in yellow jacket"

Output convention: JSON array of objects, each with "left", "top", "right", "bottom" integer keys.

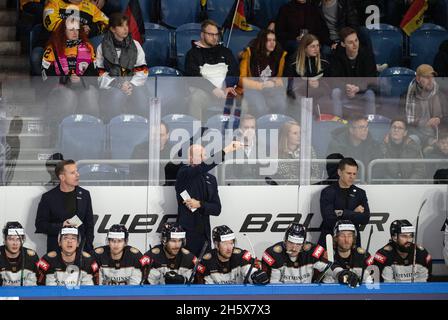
[
  {"left": 239, "top": 29, "right": 288, "bottom": 117},
  {"left": 43, "top": 0, "right": 109, "bottom": 37}
]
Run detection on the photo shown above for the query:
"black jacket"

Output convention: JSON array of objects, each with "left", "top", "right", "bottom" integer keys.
[
  {"left": 35, "top": 185, "right": 94, "bottom": 252},
  {"left": 311, "top": 0, "right": 360, "bottom": 33},
  {"left": 174, "top": 152, "right": 224, "bottom": 241},
  {"left": 184, "top": 41, "right": 239, "bottom": 92},
  {"left": 434, "top": 40, "right": 448, "bottom": 77},
  {"left": 319, "top": 182, "right": 370, "bottom": 247}
]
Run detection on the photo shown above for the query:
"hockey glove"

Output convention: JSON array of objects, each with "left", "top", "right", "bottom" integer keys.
[
  {"left": 338, "top": 270, "right": 360, "bottom": 288},
  {"left": 164, "top": 271, "right": 186, "bottom": 284},
  {"left": 251, "top": 270, "right": 270, "bottom": 285}
]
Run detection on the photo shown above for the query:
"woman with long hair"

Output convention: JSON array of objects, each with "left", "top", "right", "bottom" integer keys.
[
  {"left": 275, "top": 120, "right": 320, "bottom": 184},
  {"left": 239, "top": 29, "right": 288, "bottom": 117},
  {"left": 42, "top": 16, "right": 99, "bottom": 140}
]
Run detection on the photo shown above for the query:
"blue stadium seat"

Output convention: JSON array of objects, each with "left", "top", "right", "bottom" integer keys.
[
  {"left": 175, "top": 23, "right": 202, "bottom": 72},
  {"left": 312, "top": 120, "right": 346, "bottom": 158},
  {"left": 148, "top": 66, "right": 182, "bottom": 76},
  {"left": 410, "top": 23, "right": 448, "bottom": 70},
  {"left": 108, "top": 114, "right": 149, "bottom": 159},
  {"left": 89, "top": 34, "right": 104, "bottom": 51},
  {"left": 379, "top": 67, "right": 415, "bottom": 97},
  {"left": 368, "top": 115, "right": 391, "bottom": 142},
  {"left": 148, "top": 67, "right": 186, "bottom": 115},
  {"left": 59, "top": 114, "right": 106, "bottom": 160},
  {"left": 367, "top": 23, "right": 403, "bottom": 67},
  {"left": 78, "top": 164, "right": 124, "bottom": 181},
  {"left": 252, "top": 0, "right": 289, "bottom": 29},
  {"left": 223, "top": 25, "right": 260, "bottom": 60},
  {"left": 162, "top": 114, "right": 201, "bottom": 139},
  {"left": 206, "top": 0, "right": 235, "bottom": 26},
  {"left": 143, "top": 23, "right": 171, "bottom": 67},
  {"left": 161, "top": 0, "right": 200, "bottom": 28},
  {"left": 257, "top": 113, "right": 294, "bottom": 130},
  {"left": 206, "top": 114, "right": 239, "bottom": 134}
]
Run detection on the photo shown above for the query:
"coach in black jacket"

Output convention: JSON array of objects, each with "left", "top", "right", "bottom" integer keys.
[
  {"left": 35, "top": 160, "right": 94, "bottom": 252},
  {"left": 319, "top": 157, "right": 370, "bottom": 247},
  {"left": 175, "top": 141, "right": 243, "bottom": 256}
]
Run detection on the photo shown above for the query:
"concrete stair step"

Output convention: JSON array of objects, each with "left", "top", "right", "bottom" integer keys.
[
  {"left": 0, "top": 10, "right": 17, "bottom": 26},
  {"left": 0, "top": 55, "right": 29, "bottom": 72},
  {"left": 0, "top": 0, "right": 7, "bottom": 9},
  {"left": 0, "top": 41, "right": 21, "bottom": 55},
  {"left": 0, "top": 26, "right": 15, "bottom": 41}
]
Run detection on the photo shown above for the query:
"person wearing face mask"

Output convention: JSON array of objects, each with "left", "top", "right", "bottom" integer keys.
[
  {"left": 93, "top": 224, "right": 148, "bottom": 285},
  {"left": 36, "top": 227, "right": 99, "bottom": 286},
  {"left": 174, "top": 141, "right": 244, "bottom": 256},
  {"left": 405, "top": 64, "right": 443, "bottom": 147},
  {"left": 262, "top": 223, "right": 335, "bottom": 283},
  {"left": 0, "top": 222, "right": 39, "bottom": 286},
  {"left": 196, "top": 225, "right": 269, "bottom": 285},
  {"left": 239, "top": 29, "right": 288, "bottom": 117},
  {"left": 373, "top": 220, "right": 432, "bottom": 282}
]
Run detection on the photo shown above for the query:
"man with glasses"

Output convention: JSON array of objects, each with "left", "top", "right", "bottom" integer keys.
[
  {"left": 373, "top": 220, "right": 432, "bottom": 282},
  {"left": 319, "top": 157, "right": 370, "bottom": 247},
  {"left": 327, "top": 115, "right": 380, "bottom": 169},
  {"left": 378, "top": 118, "right": 425, "bottom": 183},
  {"left": 184, "top": 19, "right": 239, "bottom": 121}
]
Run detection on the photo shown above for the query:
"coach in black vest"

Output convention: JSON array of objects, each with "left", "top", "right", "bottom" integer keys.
[{"left": 35, "top": 160, "right": 94, "bottom": 252}]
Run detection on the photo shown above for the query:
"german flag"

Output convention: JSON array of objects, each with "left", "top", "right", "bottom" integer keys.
[
  {"left": 400, "top": 0, "right": 428, "bottom": 36},
  {"left": 223, "top": 0, "right": 252, "bottom": 31},
  {"left": 124, "top": 0, "right": 145, "bottom": 44}
]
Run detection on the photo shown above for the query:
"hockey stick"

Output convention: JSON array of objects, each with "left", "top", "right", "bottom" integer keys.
[
  {"left": 315, "top": 234, "right": 334, "bottom": 283},
  {"left": 360, "top": 225, "right": 374, "bottom": 284},
  {"left": 187, "top": 240, "right": 208, "bottom": 284},
  {"left": 15, "top": 230, "right": 25, "bottom": 286},
  {"left": 243, "top": 233, "right": 257, "bottom": 284},
  {"left": 76, "top": 236, "right": 86, "bottom": 287},
  {"left": 411, "top": 199, "right": 427, "bottom": 283}
]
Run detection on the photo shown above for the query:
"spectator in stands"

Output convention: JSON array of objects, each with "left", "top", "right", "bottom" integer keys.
[
  {"left": 274, "top": 120, "right": 320, "bottom": 184},
  {"left": 175, "top": 141, "right": 243, "bottom": 256},
  {"left": 319, "top": 157, "right": 370, "bottom": 247},
  {"left": 19, "top": 0, "right": 44, "bottom": 26},
  {"left": 35, "top": 160, "right": 95, "bottom": 253},
  {"left": 43, "top": 0, "right": 109, "bottom": 37},
  {"left": 327, "top": 27, "right": 377, "bottom": 117},
  {"left": 239, "top": 30, "right": 287, "bottom": 117},
  {"left": 378, "top": 118, "right": 426, "bottom": 183},
  {"left": 275, "top": 0, "right": 330, "bottom": 54},
  {"left": 423, "top": 128, "right": 448, "bottom": 179},
  {"left": 433, "top": 40, "right": 448, "bottom": 77},
  {"left": 96, "top": 13, "right": 148, "bottom": 122},
  {"left": 267, "top": 21, "right": 275, "bottom": 32},
  {"left": 41, "top": 16, "right": 99, "bottom": 139},
  {"left": 130, "top": 121, "right": 180, "bottom": 185},
  {"left": 405, "top": 64, "right": 443, "bottom": 146},
  {"left": 327, "top": 115, "right": 380, "bottom": 169},
  {"left": 184, "top": 20, "right": 239, "bottom": 121},
  {"left": 314, "top": 152, "right": 344, "bottom": 185}
]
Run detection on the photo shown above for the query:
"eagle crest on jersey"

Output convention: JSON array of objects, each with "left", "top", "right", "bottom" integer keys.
[
  {"left": 152, "top": 247, "right": 160, "bottom": 254},
  {"left": 47, "top": 251, "right": 57, "bottom": 258},
  {"left": 95, "top": 247, "right": 104, "bottom": 254},
  {"left": 203, "top": 253, "right": 212, "bottom": 260},
  {"left": 27, "top": 249, "right": 36, "bottom": 256},
  {"left": 82, "top": 252, "right": 91, "bottom": 258},
  {"left": 233, "top": 248, "right": 241, "bottom": 254},
  {"left": 273, "top": 245, "right": 282, "bottom": 253},
  {"left": 130, "top": 247, "right": 139, "bottom": 254}
]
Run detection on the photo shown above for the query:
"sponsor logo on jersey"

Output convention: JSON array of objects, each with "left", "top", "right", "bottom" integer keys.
[
  {"left": 197, "top": 264, "right": 205, "bottom": 274},
  {"left": 312, "top": 245, "right": 324, "bottom": 259},
  {"left": 262, "top": 252, "right": 275, "bottom": 266},
  {"left": 242, "top": 251, "right": 252, "bottom": 262},
  {"left": 91, "top": 262, "right": 99, "bottom": 273},
  {"left": 37, "top": 259, "right": 50, "bottom": 271},
  {"left": 366, "top": 255, "right": 374, "bottom": 266},
  {"left": 139, "top": 255, "right": 151, "bottom": 266},
  {"left": 374, "top": 253, "right": 386, "bottom": 264}
]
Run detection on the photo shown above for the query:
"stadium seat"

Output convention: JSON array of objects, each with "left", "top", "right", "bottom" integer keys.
[
  {"left": 108, "top": 114, "right": 149, "bottom": 159},
  {"left": 78, "top": 164, "right": 124, "bottom": 181},
  {"left": 252, "top": 0, "right": 289, "bottom": 29},
  {"left": 175, "top": 23, "right": 202, "bottom": 72},
  {"left": 143, "top": 23, "right": 171, "bottom": 67},
  {"left": 162, "top": 114, "right": 201, "bottom": 139},
  {"left": 206, "top": 0, "right": 235, "bottom": 26},
  {"left": 256, "top": 113, "right": 295, "bottom": 131},
  {"left": 366, "top": 23, "right": 403, "bottom": 67},
  {"left": 138, "top": 0, "right": 152, "bottom": 23},
  {"left": 311, "top": 120, "right": 346, "bottom": 158},
  {"left": 89, "top": 34, "right": 104, "bottom": 51},
  {"left": 410, "top": 23, "right": 448, "bottom": 70},
  {"left": 58, "top": 114, "right": 106, "bottom": 160},
  {"left": 29, "top": 24, "right": 43, "bottom": 76},
  {"left": 379, "top": 67, "right": 415, "bottom": 97},
  {"left": 367, "top": 115, "right": 391, "bottom": 142},
  {"left": 161, "top": 0, "right": 200, "bottom": 28},
  {"left": 222, "top": 24, "right": 260, "bottom": 60},
  {"left": 206, "top": 114, "right": 239, "bottom": 134},
  {"left": 148, "top": 66, "right": 182, "bottom": 76}
]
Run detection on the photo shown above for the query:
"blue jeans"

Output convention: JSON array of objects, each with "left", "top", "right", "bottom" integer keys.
[
  {"left": 331, "top": 87, "right": 376, "bottom": 117},
  {"left": 244, "top": 87, "right": 287, "bottom": 117}
]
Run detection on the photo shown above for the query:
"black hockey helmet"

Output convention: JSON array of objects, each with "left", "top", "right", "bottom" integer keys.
[
  {"left": 390, "top": 219, "right": 415, "bottom": 239},
  {"left": 284, "top": 223, "right": 307, "bottom": 244},
  {"left": 161, "top": 222, "right": 186, "bottom": 246},
  {"left": 333, "top": 220, "right": 357, "bottom": 237},
  {"left": 2, "top": 221, "right": 25, "bottom": 240},
  {"left": 212, "top": 225, "right": 236, "bottom": 243},
  {"left": 107, "top": 224, "right": 129, "bottom": 241}
]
